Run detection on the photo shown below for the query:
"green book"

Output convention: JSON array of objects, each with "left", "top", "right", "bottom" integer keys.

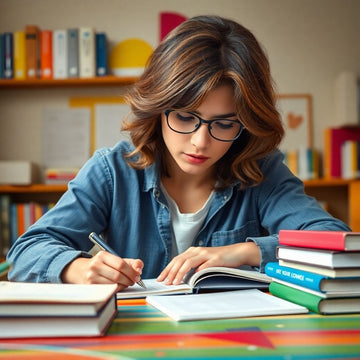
[{"left": 269, "top": 281, "right": 360, "bottom": 315}]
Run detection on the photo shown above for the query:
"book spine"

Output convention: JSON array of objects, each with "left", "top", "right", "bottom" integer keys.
[
  {"left": 40, "top": 30, "right": 53, "bottom": 79},
  {"left": 79, "top": 27, "right": 95, "bottom": 78},
  {"left": 3, "top": 32, "right": 14, "bottom": 79},
  {"left": 278, "top": 230, "right": 347, "bottom": 251},
  {"left": 285, "top": 150, "right": 298, "bottom": 176},
  {"left": 265, "top": 262, "right": 324, "bottom": 292},
  {"left": 14, "top": 31, "right": 26, "bottom": 79},
  {"left": 0, "top": 33, "right": 3, "bottom": 78},
  {"left": 0, "top": 195, "right": 11, "bottom": 257},
  {"left": 67, "top": 28, "right": 79, "bottom": 78},
  {"left": 96, "top": 32, "right": 107, "bottom": 76},
  {"left": 9, "top": 203, "right": 18, "bottom": 245},
  {"left": 323, "top": 127, "right": 332, "bottom": 179},
  {"left": 312, "top": 148, "right": 320, "bottom": 179},
  {"left": 52, "top": 29, "right": 68, "bottom": 79},
  {"left": 341, "top": 140, "right": 357, "bottom": 179},
  {"left": 269, "top": 281, "right": 321, "bottom": 313},
  {"left": 25, "top": 25, "right": 40, "bottom": 78},
  {"left": 17, "top": 203, "right": 25, "bottom": 237},
  {"left": 357, "top": 142, "right": 360, "bottom": 178}
]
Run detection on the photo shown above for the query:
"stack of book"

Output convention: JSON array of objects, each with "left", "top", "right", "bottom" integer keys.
[
  {"left": 0, "top": 282, "right": 118, "bottom": 338},
  {"left": 265, "top": 230, "right": 360, "bottom": 314}
]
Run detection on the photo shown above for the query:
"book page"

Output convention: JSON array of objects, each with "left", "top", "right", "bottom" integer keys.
[
  {"left": 42, "top": 108, "right": 91, "bottom": 168},
  {"left": 146, "top": 289, "right": 308, "bottom": 321},
  {"left": 117, "top": 279, "right": 191, "bottom": 299}
]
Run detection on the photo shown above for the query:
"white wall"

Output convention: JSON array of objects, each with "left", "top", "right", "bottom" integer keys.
[{"left": 1, "top": 0, "right": 359, "bottom": 164}]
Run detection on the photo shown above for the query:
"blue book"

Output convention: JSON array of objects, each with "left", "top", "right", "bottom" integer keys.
[
  {"left": 9, "top": 203, "right": 18, "bottom": 245},
  {"left": 265, "top": 262, "right": 360, "bottom": 294},
  {"left": 3, "top": 32, "right": 14, "bottom": 79},
  {"left": 0, "top": 33, "right": 3, "bottom": 78},
  {"left": 95, "top": 32, "right": 107, "bottom": 76}
]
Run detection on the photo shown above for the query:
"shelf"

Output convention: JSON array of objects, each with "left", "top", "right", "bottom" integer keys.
[
  {"left": 303, "top": 178, "right": 354, "bottom": 187},
  {"left": 0, "top": 76, "right": 138, "bottom": 88},
  {"left": 0, "top": 184, "right": 67, "bottom": 193},
  {"left": 0, "top": 178, "right": 357, "bottom": 194}
]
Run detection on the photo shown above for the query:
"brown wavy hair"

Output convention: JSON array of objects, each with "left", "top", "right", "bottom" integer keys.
[{"left": 123, "top": 15, "right": 284, "bottom": 189}]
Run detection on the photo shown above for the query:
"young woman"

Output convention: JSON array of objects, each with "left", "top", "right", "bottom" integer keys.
[{"left": 7, "top": 15, "right": 350, "bottom": 289}]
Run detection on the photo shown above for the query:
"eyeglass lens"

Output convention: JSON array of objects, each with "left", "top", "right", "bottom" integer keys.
[{"left": 166, "top": 110, "right": 242, "bottom": 141}]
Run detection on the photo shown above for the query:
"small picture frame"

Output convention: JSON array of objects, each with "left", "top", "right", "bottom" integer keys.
[{"left": 276, "top": 94, "right": 313, "bottom": 152}]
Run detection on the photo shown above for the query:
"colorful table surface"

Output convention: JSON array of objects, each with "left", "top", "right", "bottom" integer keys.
[{"left": 0, "top": 298, "right": 359, "bottom": 359}]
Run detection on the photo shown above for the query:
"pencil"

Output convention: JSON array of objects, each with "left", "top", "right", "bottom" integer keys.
[{"left": 88, "top": 232, "right": 146, "bottom": 289}]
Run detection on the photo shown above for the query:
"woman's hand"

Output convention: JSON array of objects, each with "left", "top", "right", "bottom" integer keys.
[
  {"left": 157, "top": 242, "right": 261, "bottom": 285},
  {"left": 61, "top": 251, "right": 144, "bottom": 290}
]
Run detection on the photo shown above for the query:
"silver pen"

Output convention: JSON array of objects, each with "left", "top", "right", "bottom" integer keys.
[{"left": 88, "top": 232, "right": 146, "bottom": 289}]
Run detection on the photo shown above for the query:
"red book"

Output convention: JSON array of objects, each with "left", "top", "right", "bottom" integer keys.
[
  {"left": 279, "top": 230, "right": 360, "bottom": 251},
  {"left": 324, "top": 126, "right": 360, "bottom": 178},
  {"left": 16, "top": 203, "right": 25, "bottom": 236},
  {"left": 40, "top": 30, "right": 53, "bottom": 79}
]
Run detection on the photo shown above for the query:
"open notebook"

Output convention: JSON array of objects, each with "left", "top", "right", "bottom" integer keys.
[{"left": 117, "top": 267, "right": 271, "bottom": 299}]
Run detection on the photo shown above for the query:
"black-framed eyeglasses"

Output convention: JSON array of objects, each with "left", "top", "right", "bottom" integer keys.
[{"left": 164, "top": 110, "right": 244, "bottom": 142}]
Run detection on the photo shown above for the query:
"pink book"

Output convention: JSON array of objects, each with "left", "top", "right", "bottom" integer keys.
[{"left": 279, "top": 230, "right": 360, "bottom": 251}]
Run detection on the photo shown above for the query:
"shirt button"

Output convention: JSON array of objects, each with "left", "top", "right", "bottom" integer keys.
[{"left": 198, "top": 240, "right": 204, "bottom": 246}]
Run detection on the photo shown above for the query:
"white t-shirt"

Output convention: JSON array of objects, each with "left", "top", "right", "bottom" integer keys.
[{"left": 161, "top": 183, "right": 215, "bottom": 258}]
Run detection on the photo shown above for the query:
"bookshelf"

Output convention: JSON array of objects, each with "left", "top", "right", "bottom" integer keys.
[
  {"left": 303, "top": 179, "right": 360, "bottom": 231},
  {"left": 0, "top": 76, "right": 138, "bottom": 88},
  {"left": 0, "top": 179, "right": 359, "bottom": 231}
]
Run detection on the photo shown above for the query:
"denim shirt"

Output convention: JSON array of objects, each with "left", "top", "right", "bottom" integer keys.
[{"left": 7, "top": 141, "right": 350, "bottom": 283}]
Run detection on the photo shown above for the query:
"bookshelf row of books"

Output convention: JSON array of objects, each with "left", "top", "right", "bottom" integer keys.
[
  {"left": 324, "top": 125, "right": 360, "bottom": 179},
  {"left": 0, "top": 195, "right": 54, "bottom": 257},
  {"left": 0, "top": 25, "right": 108, "bottom": 80},
  {"left": 265, "top": 229, "right": 360, "bottom": 314},
  {"left": 282, "top": 147, "right": 319, "bottom": 180},
  {"left": 282, "top": 125, "right": 360, "bottom": 181}
]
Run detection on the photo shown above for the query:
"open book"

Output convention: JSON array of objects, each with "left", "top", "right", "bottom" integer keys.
[
  {"left": 117, "top": 267, "right": 271, "bottom": 299},
  {"left": 146, "top": 289, "right": 308, "bottom": 321}
]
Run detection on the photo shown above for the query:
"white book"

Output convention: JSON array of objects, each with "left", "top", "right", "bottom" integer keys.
[
  {"left": 79, "top": 27, "right": 95, "bottom": 78},
  {"left": 341, "top": 140, "right": 359, "bottom": 179},
  {"left": 52, "top": 29, "right": 68, "bottom": 79},
  {"left": 146, "top": 289, "right": 308, "bottom": 322},
  {"left": 0, "top": 282, "right": 118, "bottom": 317},
  {"left": 279, "top": 259, "right": 360, "bottom": 278},
  {"left": 0, "top": 282, "right": 118, "bottom": 338},
  {"left": 0, "top": 161, "right": 39, "bottom": 185}
]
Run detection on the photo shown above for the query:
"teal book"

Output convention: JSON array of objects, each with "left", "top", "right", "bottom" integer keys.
[
  {"left": 265, "top": 262, "right": 360, "bottom": 294},
  {"left": 269, "top": 281, "right": 360, "bottom": 314},
  {"left": 96, "top": 32, "right": 107, "bottom": 76}
]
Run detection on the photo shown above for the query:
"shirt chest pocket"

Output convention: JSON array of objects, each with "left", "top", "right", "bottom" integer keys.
[{"left": 208, "top": 220, "right": 263, "bottom": 247}]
